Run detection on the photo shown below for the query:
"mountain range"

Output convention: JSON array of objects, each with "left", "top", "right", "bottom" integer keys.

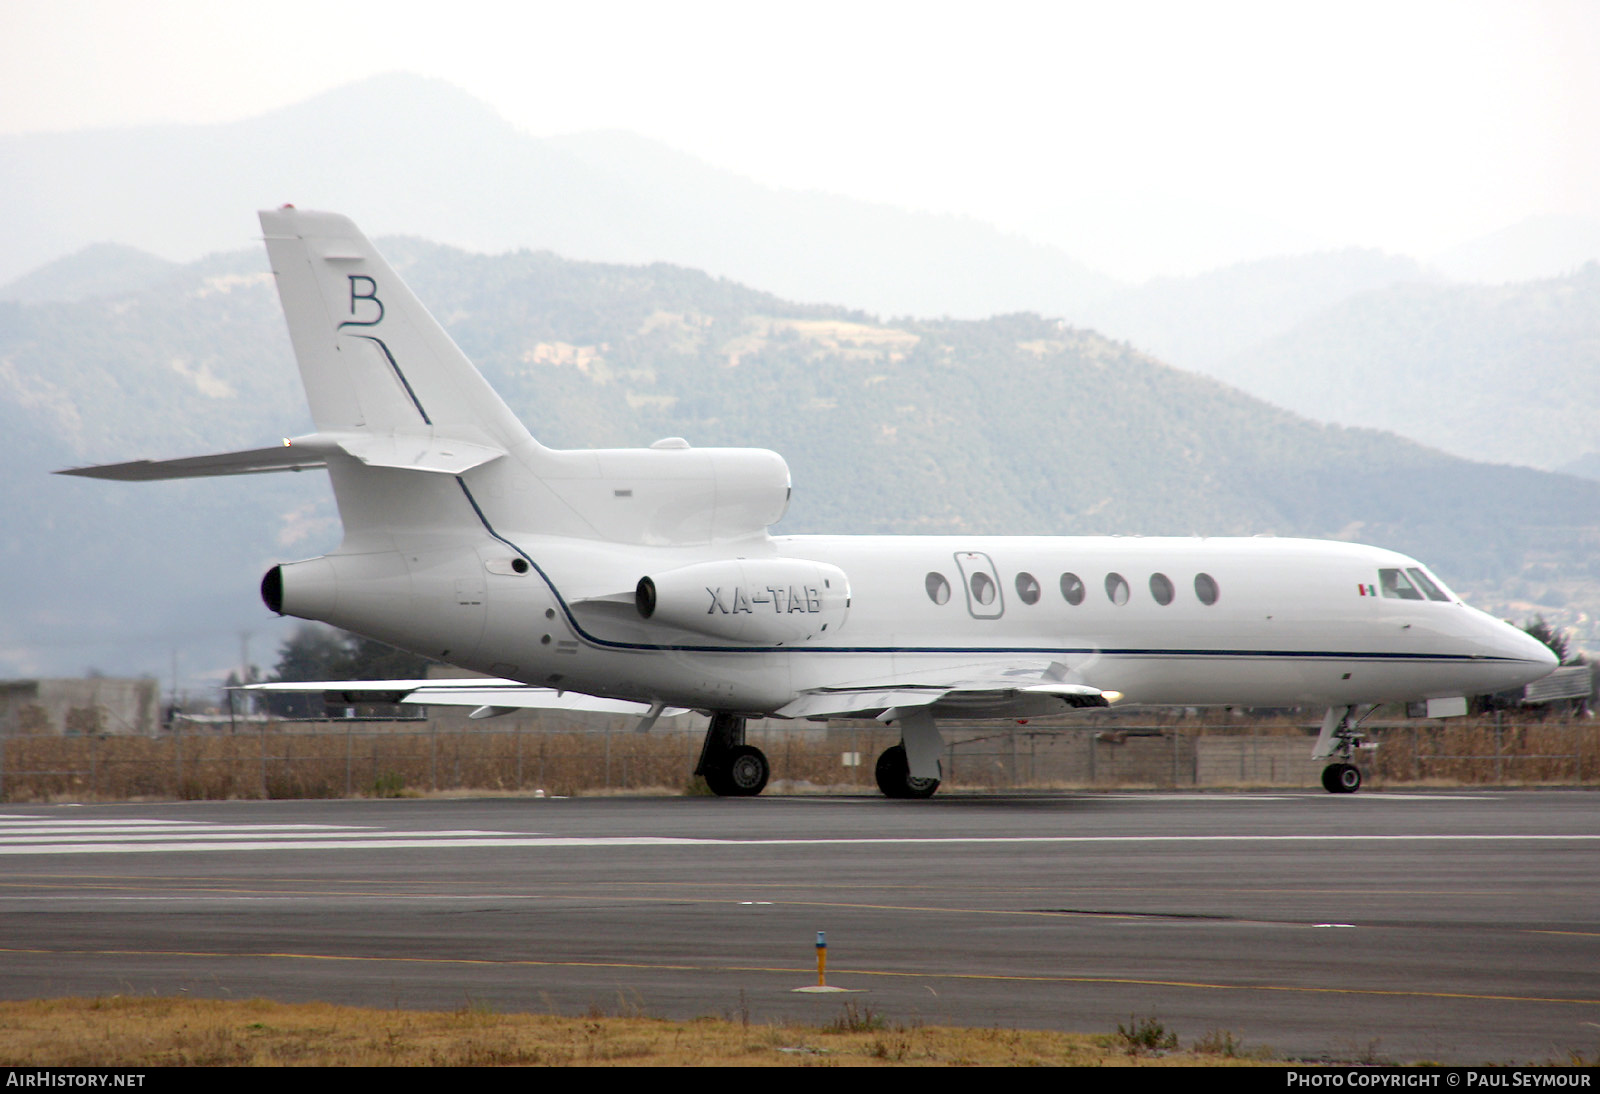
[
  {"left": 0, "top": 74, "right": 1111, "bottom": 321},
  {"left": 8, "top": 73, "right": 1598, "bottom": 479},
  {"left": 5, "top": 72, "right": 1600, "bottom": 686},
  {"left": 4, "top": 237, "right": 1598, "bottom": 687}
]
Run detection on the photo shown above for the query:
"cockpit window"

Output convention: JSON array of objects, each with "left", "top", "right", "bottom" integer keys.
[
  {"left": 1406, "top": 567, "right": 1451, "bottom": 602},
  {"left": 1379, "top": 568, "right": 1424, "bottom": 600}
]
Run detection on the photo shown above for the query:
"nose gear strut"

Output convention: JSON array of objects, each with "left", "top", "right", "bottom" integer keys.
[{"left": 1313, "top": 704, "right": 1368, "bottom": 794}]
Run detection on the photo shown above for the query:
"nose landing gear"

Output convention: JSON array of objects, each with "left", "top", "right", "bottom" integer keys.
[
  {"left": 1314, "top": 705, "right": 1367, "bottom": 794},
  {"left": 1320, "top": 761, "right": 1362, "bottom": 794}
]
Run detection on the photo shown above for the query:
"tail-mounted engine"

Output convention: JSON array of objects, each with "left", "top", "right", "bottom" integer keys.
[{"left": 635, "top": 558, "right": 850, "bottom": 645}]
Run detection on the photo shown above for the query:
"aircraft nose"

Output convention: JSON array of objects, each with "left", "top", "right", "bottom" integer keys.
[
  {"left": 1500, "top": 621, "right": 1557, "bottom": 676},
  {"left": 1530, "top": 635, "right": 1559, "bottom": 671}
]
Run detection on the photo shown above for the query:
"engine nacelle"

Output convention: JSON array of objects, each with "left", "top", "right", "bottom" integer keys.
[
  {"left": 262, "top": 546, "right": 487, "bottom": 662},
  {"left": 636, "top": 559, "right": 850, "bottom": 644},
  {"left": 262, "top": 557, "right": 340, "bottom": 620},
  {"left": 538, "top": 444, "right": 792, "bottom": 545}
]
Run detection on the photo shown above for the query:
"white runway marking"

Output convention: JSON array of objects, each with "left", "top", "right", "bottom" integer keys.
[
  {"left": 0, "top": 816, "right": 1594, "bottom": 856},
  {"left": 0, "top": 824, "right": 313, "bottom": 832},
  {"left": 1345, "top": 794, "right": 1500, "bottom": 802},
  {"left": 0, "top": 816, "right": 533, "bottom": 854},
  {"left": 0, "top": 829, "right": 510, "bottom": 845},
  {"left": 1101, "top": 794, "right": 1291, "bottom": 801}
]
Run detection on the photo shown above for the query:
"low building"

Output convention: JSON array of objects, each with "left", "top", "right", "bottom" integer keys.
[{"left": 0, "top": 678, "right": 159, "bottom": 736}]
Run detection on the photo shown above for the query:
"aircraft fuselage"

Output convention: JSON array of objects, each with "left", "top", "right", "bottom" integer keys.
[{"left": 272, "top": 518, "right": 1553, "bottom": 715}]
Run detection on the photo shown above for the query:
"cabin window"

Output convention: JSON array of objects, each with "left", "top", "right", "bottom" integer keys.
[
  {"left": 1105, "top": 572, "right": 1130, "bottom": 606},
  {"left": 1379, "top": 568, "right": 1423, "bottom": 600},
  {"left": 971, "top": 571, "right": 997, "bottom": 606},
  {"left": 1149, "top": 572, "right": 1174, "bottom": 605},
  {"left": 1406, "top": 567, "right": 1451, "bottom": 602},
  {"left": 925, "top": 572, "right": 951, "bottom": 605},
  {"left": 1194, "top": 572, "right": 1219, "bottom": 605},
  {"left": 1060, "top": 572, "right": 1085, "bottom": 605},
  {"left": 1015, "top": 572, "right": 1041, "bottom": 605}
]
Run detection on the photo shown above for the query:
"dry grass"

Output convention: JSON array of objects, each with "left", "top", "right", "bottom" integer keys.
[
  {"left": 0, "top": 728, "right": 868, "bottom": 803},
  {"left": 0, "top": 996, "right": 1272, "bottom": 1067},
  {"left": 2, "top": 717, "right": 1594, "bottom": 802},
  {"left": 1369, "top": 719, "right": 1600, "bottom": 785}
]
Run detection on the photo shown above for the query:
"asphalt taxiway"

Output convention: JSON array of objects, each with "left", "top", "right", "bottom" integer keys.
[{"left": 0, "top": 790, "right": 1595, "bottom": 1063}]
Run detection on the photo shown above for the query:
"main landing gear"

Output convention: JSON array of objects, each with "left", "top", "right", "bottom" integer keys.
[
  {"left": 1314, "top": 705, "right": 1366, "bottom": 794},
  {"left": 874, "top": 744, "right": 941, "bottom": 799},
  {"left": 696, "top": 712, "right": 769, "bottom": 797},
  {"left": 873, "top": 707, "right": 945, "bottom": 799}
]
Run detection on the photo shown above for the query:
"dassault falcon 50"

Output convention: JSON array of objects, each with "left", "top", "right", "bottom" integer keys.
[{"left": 60, "top": 208, "right": 1557, "bottom": 797}]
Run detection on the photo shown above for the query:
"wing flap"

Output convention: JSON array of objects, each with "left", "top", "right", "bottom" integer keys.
[
  {"left": 776, "top": 687, "right": 952, "bottom": 719},
  {"left": 775, "top": 664, "right": 1108, "bottom": 720}
]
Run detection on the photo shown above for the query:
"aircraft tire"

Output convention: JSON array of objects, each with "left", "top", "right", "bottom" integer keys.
[
  {"left": 874, "top": 744, "right": 941, "bottom": 799},
  {"left": 723, "top": 745, "right": 770, "bottom": 796},
  {"left": 874, "top": 746, "right": 907, "bottom": 798},
  {"left": 702, "top": 765, "right": 733, "bottom": 797},
  {"left": 1321, "top": 763, "right": 1361, "bottom": 794}
]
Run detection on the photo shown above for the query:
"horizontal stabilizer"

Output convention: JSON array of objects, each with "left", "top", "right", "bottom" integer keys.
[
  {"left": 57, "top": 431, "right": 505, "bottom": 482},
  {"left": 55, "top": 439, "right": 336, "bottom": 481},
  {"left": 335, "top": 433, "right": 504, "bottom": 474}
]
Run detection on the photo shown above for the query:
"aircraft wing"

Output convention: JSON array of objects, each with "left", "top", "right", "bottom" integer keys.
[
  {"left": 240, "top": 678, "right": 688, "bottom": 720},
  {"left": 775, "top": 661, "right": 1109, "bottom": 720}
]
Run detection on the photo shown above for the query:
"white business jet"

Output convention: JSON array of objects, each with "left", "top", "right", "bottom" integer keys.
[{"left": 60, "top": 208, "right": 1557, "bottom": 797}]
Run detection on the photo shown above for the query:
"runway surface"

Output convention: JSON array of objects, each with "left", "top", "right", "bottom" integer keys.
[{"left": 0, "top": 790, "right": 1596, "bottom": 1063}]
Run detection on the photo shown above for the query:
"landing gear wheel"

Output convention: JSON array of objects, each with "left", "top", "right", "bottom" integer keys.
[
  {"left": 696, "top": 713, "right": 768, "bottom": 797},
  {"left": 874, "top": 744, "right": 941, "bottom": 799},
  {"left": 723, "top": 745, "right": 769, "bottom": 797},
  {"left": 1321, "top": 762, "right": 1361, "bottom": 794},
  {"left": 702, "top": 765, "right": 732, "bottom": 797},
  {"left": 704, "top": 745, "right": 768, "bottom": 797}
]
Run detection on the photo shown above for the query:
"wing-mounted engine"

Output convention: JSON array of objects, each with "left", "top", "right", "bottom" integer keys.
[
  {"left": 535, "top": 441, "right": 792, "bottom": 545},
  {"left": 635, "top": 558, "right": 850, "bottom": 645}
]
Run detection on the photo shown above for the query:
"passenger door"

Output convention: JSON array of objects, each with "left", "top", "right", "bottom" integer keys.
[{"left": 953, "top": 551, "right": 1004, "bottom": 620}]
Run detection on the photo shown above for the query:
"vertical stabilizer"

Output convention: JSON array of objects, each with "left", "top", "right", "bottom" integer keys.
[
  {"left": 259, "top": 207, "right": 530, "bottom": 449},
  {"left": 254, "top": 207, "right": 788, "bottom": 549}
]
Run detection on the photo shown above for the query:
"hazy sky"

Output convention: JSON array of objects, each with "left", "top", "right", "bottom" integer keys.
[{"left": 5, "top": 0, "right": 1598, "bottom": 278}]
